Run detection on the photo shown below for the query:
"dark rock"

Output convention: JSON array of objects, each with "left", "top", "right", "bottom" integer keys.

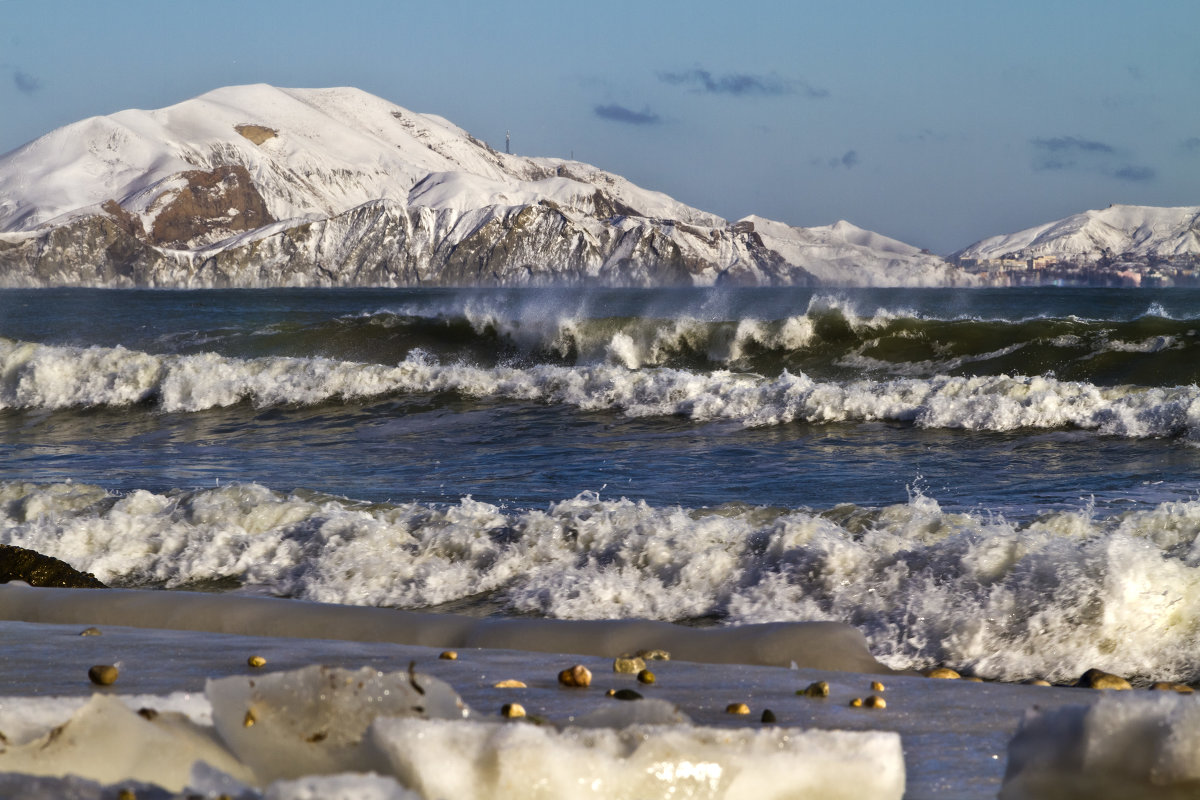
[{"left": 0, "top": 544, "right": 106, "bottom": 588}]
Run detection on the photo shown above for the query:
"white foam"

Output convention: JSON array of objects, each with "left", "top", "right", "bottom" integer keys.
[{"left": 11, "top": 481, "right": 1200, "bottom": 682}]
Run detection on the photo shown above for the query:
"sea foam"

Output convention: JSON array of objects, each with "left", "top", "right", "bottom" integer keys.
[{"left": 8, "top": 480, "right": 1200, "bottom": 682}]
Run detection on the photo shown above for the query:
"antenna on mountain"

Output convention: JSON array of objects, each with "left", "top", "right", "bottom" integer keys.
[{"left": 505, "top": 131, "right": 510, "bottom": 155}]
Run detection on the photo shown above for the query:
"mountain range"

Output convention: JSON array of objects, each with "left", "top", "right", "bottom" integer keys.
[
  {"left": 0, "top": 84, "right": 968, "bottom": 288},
  {"left": 0, "top": 84, "right": 1195, "bottom": 288}
]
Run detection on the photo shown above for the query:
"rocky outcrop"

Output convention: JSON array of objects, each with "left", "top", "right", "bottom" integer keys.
[{"left": 0, "top": 544, "right": 106, "bottom": 589}]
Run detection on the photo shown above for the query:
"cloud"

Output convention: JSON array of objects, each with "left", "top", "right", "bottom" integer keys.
[
  {"left": 1029, "top": 135, "right": 1156, "bottom": 183},
  {"left": 1031, "top": 136, "right": 1115, "bottom": 156},
  {"left": 658, "top": 68, "right": 827, "bottom": 98},
  {"left": 1113, "top": 165, "right": 1155, "bottom": 182},
  {"left": 1182, "top": 137, "right": 1200, "bottom": 153},
  {"left": 12, "top": 69, "right": 39, "bottom": 95},
  {"left": 811, "top": 150, "right": 860, "bottom": 169},
  {"left": 593, "top": 104, "right": 661, "bottom": 125}
]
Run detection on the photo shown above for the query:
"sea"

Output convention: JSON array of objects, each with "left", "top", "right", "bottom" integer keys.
[{"left": 5, "top": 285, "right": 1200, "bottom": 688}]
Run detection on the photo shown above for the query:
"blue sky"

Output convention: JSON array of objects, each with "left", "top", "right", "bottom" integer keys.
[{"left": 2, "top": 0, "right": 1198, "bottom": 253}]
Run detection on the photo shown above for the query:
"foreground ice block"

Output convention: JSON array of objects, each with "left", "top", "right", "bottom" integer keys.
[
  {"left": 1002, "top": 694, "right": 1200, "bottom": 799},
  {"left": 372, "top": 718, "right": 905, "bottom": 800},
  {"left": 207, "top": 664, "right": 468, "bottom": 784}
]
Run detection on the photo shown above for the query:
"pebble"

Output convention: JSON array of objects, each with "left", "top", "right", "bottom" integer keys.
[
  {"left": 963, "top": 676, "right": 984, "bottom": 683},
  {"left": 925, "top": 667, "right": 961, "bottom": 680},
  {"left": 725, "top": 702, "right": 750, "bottom": 715},
  {"left": 117, "top": 789, "right": 136, "bottom": 800},
  {"left": 761, "top": 709, "right": 777, "bottom": 724},
  {"left": 493, "top": 679, "right": 527, "bottom": 689},
  {"left": 865, "top": 695, "right": 887, "bottom": 709},
  {"left": 1078, "top": 668, "right": 1132, "bottom": 690},
  {"left": 247, "top": 655, "right": 266, "bottom": 668},
  {"left": 637, "top": 669, "right": 656, "bottom": 685},
  {"left": 613, "top": 656, "right": 646, "bottom": 674},
  {"left": 638, "top": 649, "right": 671, "bottom": 661},
  {"left": 558, "top": 664, "right": 592, "bottom": 688},
  {"left": 611, "top": 689, "right": 643, "bottom": 701},
  {"left": 798, "top": 680, "right": 830, "bottom": 698},
  {"left": 439, "top": 650, "right": 458, "bottom": 661},
  {"left": 849, "top": 697, "right": 864, "bottom": 708},
  {"left": 88, "top": 664, "right": 118, "bottom": 686},
  {"left": 1150, "top": 681, "right": 1194, "bottom": 693},
  {"left": 870, "top": 681, "right": 885, "bottom": 692},
  {"left": 501, "top": 703, "right": 526, "bottom": 719},
  {"left": 243, "top": 709, "right": 256, "bottom": 728},
  {"left": 78, "top": 627, "right": 102, "bottom": 637},
  {"left": 1023, "top": 679, "right": 1051, "bottom": 686}
]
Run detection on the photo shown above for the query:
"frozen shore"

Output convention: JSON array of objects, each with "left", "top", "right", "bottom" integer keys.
[{"left": 0, "top": 585, "right": 1189, "bottom": 799}]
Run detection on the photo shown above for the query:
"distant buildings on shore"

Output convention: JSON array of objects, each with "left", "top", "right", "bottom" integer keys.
[{"left": 955, "top": 253, "right": 1200, "bottom": 287}]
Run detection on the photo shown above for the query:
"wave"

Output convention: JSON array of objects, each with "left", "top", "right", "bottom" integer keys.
[
  {"left": 4, "top": 336, "right": 1200, "bottom": 439},
  {"left": 121, "top": 293, "right": 1200, "bottom": 385},
  {"left": 8, "top": 479, "right": 1200, "bottom": 682}
]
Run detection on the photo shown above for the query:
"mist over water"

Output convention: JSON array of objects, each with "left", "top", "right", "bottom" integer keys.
[{"left": 4, "top": 286, "right": 1200, "bottom": 682}]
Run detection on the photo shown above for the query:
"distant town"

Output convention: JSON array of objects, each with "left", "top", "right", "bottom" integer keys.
[{"left": 956, "top": 254, "right": 1200, "bottom": 287}]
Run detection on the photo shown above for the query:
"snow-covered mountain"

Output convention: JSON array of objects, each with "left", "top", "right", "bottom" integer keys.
[
  {"left": 954, "top": 204, "right": 1200, "bottom": 266},
  {"left": 0, "top": 84, "right": 972, "bottom": 288}
]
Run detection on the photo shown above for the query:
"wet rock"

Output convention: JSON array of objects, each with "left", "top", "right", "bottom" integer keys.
[
  {"left": 725, "top": 703, "right": 750, "bottom": 715},
  {"left": 924, "top": 667, "right": 961, "bottom": 680},
  {"left": 493, "top": 679, "right": 526, "bottom": 689},
  {"left": 558, "top": 664, "right": 592, "bottom": 688},
  {"left": 1078, "top": 668, "right": 1132, "bottom": 690},
  {"left": 849, "top": 697, "right": 864, "bottom": 708},
  {"left": 613, "top": 656, "right": 646, "bottom": 674},
  {"left": 871, "top": 681, "right": 885, "bottom": 692},
  {"left": 761, "top": 709, "right": 777, "bottom": 724},
  {"left": 1023, "top": 678, "right": 1051, "bottom": 686},
  {"left": 87, "top": 665, "right": 118, "bottom": 686},
  {"left": 79, "top": 627, "right": 102, "bottom": 636},
  {"left": 798, "top": 680, "right": 830, "bottom": 698},
  {"left": 637, "top": 649, "right": 671, "bottom": 661},
  {"left": 247, "top": 655, "right": 266, "bottom": 668},
  {"left": 865, "top": 695, "right": 887, "bottom": 709},
  {"left": 0, "top": 545, "right": 106, "bottom": 588},
  {"left": 1150, "top": 681, "right": 1194, "bottom": 693},
  {"left": 611, "top": 689, "right": 643, "bottom": 701},
  {"left": 501, "top": 703, "right": 526, "bottom": 719},
  {"left": 439, "top": 650, "right": 458, "bottom": 661},
  {"left": 636, "top": 669, "right": 656, "bottom": 685}
]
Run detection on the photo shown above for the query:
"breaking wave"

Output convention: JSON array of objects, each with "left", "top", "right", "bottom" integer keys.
[
  {"left": 8, "top": 479, "right": 1200, "bottom": 683},
  {"left": 4, "top": 336, "right": 1200, "bottom": 439}
]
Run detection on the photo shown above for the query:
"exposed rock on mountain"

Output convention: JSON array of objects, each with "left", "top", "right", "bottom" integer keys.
[{"left": 0, "top": 84, "right": 972, "bottom": 288}]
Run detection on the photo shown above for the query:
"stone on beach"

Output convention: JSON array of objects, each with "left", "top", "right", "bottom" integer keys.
[
  {"left": 1077, "top": 668, "right": 1132, "bottom": 690},
  {"left": 247, "top": 655, "right": 266, "bottom": 668},
  {"left": 612, "top": 656, "right": 645, "bottom": 673},
  {"left": 725, "top": 702, "right": 751, "bottom": 715},
  {"left": 557, "top": 664, "right": 592, "bottom": 688},
  {"left": 799, "top": 680, "right": 830, "bottom": 698},
  {"left": 493, "top": 679, "right": 526, "bottom": 689},
  {"left": 924, "top": 667, "right": 961, "bottom": 680},
  {"left": 88, "top": 665, "right": 118, "bottom": 686}
]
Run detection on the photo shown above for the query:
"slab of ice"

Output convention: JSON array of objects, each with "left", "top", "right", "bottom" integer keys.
[
  {"left": 1001, "top": 693, "right": 1200, "bottom": 799},
  {"left": 0, "top": 694, "right": 252, "bottom": 791},
  {"left": 372, "top": 718, "right": 905, "bottom": 800},
  {"left": 207, "top": 664, "right": 468, "bottom": 784}
]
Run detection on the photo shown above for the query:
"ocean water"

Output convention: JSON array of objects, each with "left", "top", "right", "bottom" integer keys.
[{"left": 5, "top": 286, "right": 1200, "bottom": 685}]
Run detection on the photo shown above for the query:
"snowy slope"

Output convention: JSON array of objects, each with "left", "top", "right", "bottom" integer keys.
[
  {"left": 954, "top": 204, "right": 1200, "bottom": 263},
  {"left": 0, "top": 84, "right": 971, "bottom": 288}
]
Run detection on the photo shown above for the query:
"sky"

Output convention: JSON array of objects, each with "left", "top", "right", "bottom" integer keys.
[{"left": 1, "top": 0, "right": 1198, "bottom": 254}]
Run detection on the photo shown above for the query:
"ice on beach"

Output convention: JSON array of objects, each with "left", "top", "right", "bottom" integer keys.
[
  {"left": 207, "top": 664, "right": 468, "bottom": 783},
  {"left": 373, "top": 718, "right": 905, "bottom": 800},
  {"left": 1001, "top": 693, "right": 1200, "bottom": 799},
  {"left": 0, "top": 660, "right": 905, "bottom": 799},
  {"left": 0, "top": 694, "right": 253, "bottom": 791}
]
